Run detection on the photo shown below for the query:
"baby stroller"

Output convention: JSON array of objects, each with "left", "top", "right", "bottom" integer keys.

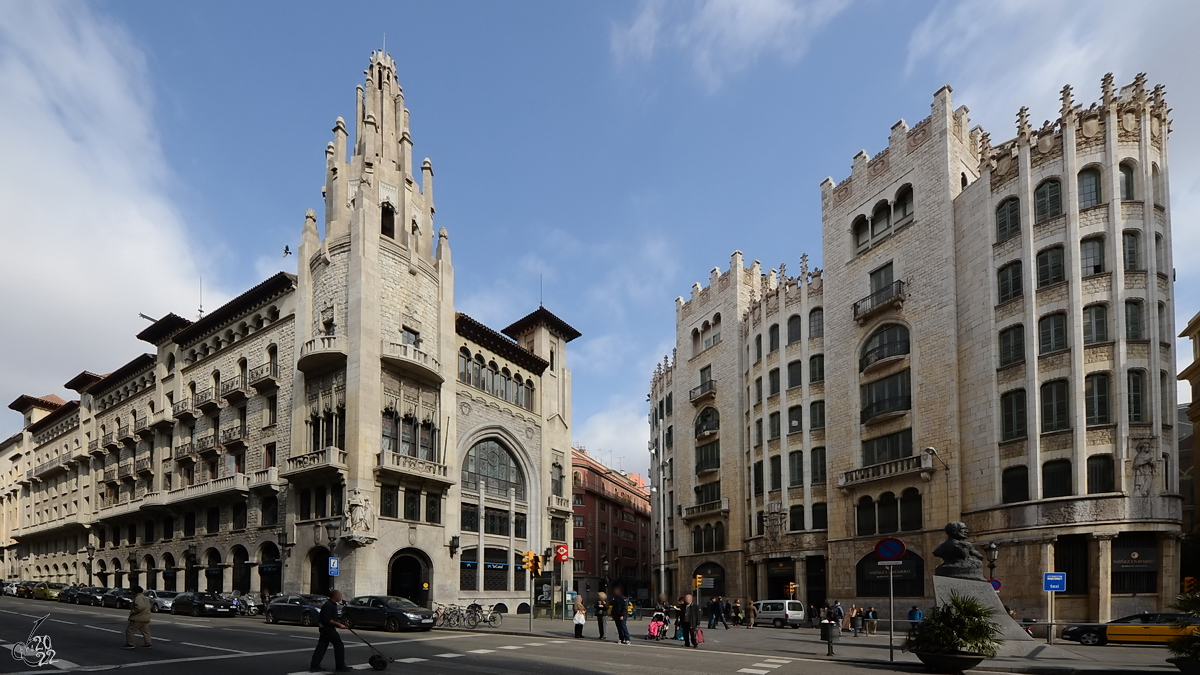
[{"left": 646, "top": 611, "right": 671, "bottom": 640}]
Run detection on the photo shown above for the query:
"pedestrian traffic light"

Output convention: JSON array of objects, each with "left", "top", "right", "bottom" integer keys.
[
  {"left": 1186, "top": 576, "right": 1198, "bottom": 594},
  {"left": 693, "top": 574, "right": 703, "bottom": 589},
  {"left": 522, "top": 550, "right": 536, "bottom": 572}
]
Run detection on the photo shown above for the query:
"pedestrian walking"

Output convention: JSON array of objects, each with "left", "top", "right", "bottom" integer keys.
[
  {"left": 594, "top": 592, "right": 608, "bottom": 640},
  {"left": 865, "top": 606, "right": 879, "bottom": 635},
  {"left": 708, "top": 596, "right": 729, "bottom": 629},
  {"left": 123, "top": 586, "right": 152, "bottom": 649},
  {"left": 845, "top": 603, "right": 858, "bottom": 632},
  {"left": 808, "top": 604, "right": 819, "bottom": 628},
  {"left": 309, "top": 589, "right": 350, "bottom": 673},
  {"left": 573, "top": 596, "right": 587, "bottom": 639},
  {"left": 731, "top": 598, "right": 742, "bottom": 626},
  {"left": 611, "top": 586, "right": 631, "bottom": 645},
  {"left": 907, "top": 605, "right": 923, "bottom": 631},
  {"left": 260, "top": 587, "right": 271, "bottom": 606},
  {"left": 745, "top": 600, "right": 758, "bottom": 629},
  {"left": 679, "top": 593, "right": 701, "bottom": 648},
  {"left": 828, "top": 600, "right": 845, "bottom": 626}
]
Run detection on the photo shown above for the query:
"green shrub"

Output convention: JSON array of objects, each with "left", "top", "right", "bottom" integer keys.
[
  {"left": 903, "top": 592, "right": 1002, "bottom": 658},
  {"left": 1168, "top": 592, "right": 1200, "bottom": 660}
]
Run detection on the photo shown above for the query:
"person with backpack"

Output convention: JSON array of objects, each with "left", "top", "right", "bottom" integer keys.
[
  {"left": 611, "top": 586, "right": 631, "bottom": 645},
  {"left": 828, "top": 600, "right": 845, "bottom": 625}
]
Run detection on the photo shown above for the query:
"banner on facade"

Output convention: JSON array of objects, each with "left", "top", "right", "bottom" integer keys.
[
  {"left": 861, "top": 559, "right": 918, "bottom": 581},
  {"left": 1113, "top": 547, "right": 1158, "bottom": 572}
]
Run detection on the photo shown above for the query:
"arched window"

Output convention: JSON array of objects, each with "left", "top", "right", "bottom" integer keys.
[
  {"left": 1078, "top": 167, "right": 1102, "bottom": 208},
  {"left": 703, "top": 524, "right": 714, "bottom": 552},
  {"left": 900, "top": 488, "right": 923, "bottom": 531},
  {"left": 714, "top": 522, "right": 725, "bottom": 551},
  {"left": 860, "top": 324, "right": 910, "bottom": 371},
  {"left": 695, "top": 407, "right": 719, "bottom": 436},
  {"left": 871, "top": 201, "right": 891, "bottom": 237},
  {"left": 877, "top": 492, "right": 899, "bottom": 533},
  {"left": 1123, "top": 232, "right": 1141, "bottom": 271},
  {"left": 754, "top": 335, "right": 762, "bottom": 362},
  {"left": 997, "top": 261, "right": 1022, "bottom": 303},
  {"left": 1087, "top": 454, "right": 1115, "bottom": 493},
  {"left": 1035, "top": 179, "right": 1062, "bottom": 222},
  {"left": 462, "top": 439, "right": 526, "bottom": 501},
  {"left": 998, "top": 325, "right": 1025, "bottom": 367},
  {"left": 1128, "top": 370, "right": 1146, "bottom": 422},
  {"left": 691, "top": 328, "right": 701, "bottom": 356},
  {"left": 1120, "top": 162, "right": 1136, "bottom": 200},
  {"left": 809, "top": 401, "right": 825, "bottom": 430},
  {"left": 1125, "top": 301, "right": 1144, "bottom": 340},
  {"left": 810, "top": 446, "right": 826, "bottom": 483},
  {"left": 1039, "top": 313, "right": 1067, "bottom": 354},
  {"left": 809, "top": 309, "right": 824, "bottom": 338},
  {"left": 809, "top": 355, "right": 824, "bottom": 383},
  {"left": 787, "top": 315, "right": 802, "bottom": 344},
  {"left": 1037, "top": 245, "right": 1065, "bottom": 287},
  {"left": 1002, "top": 466, "right": 1029, "bottom": 503},
  {"left": 1152, "top": 164, "right": 1163, "bottom": 207},
  {"left": 856, "top": 496, "right": 876, "bottom": 536},
  {"left": 789, "top": 504, "right": 804, "bottom": 531},
  {"left": 1041, "top": 379, "right": 1070, "bottom": 432},
  {"left": 1081, "top": 237, "right": 1105, "bottom": 275},
  {"left": 768, "top": 324, "right": 779, "bottom": 352},
  {"left": 894, "top": 185, "right": 914, "bottom": 226},
  {"left": 1042, "top": 459, "right": 1073, "bottom": 498},
  {"left": 381, "top": 203, "right": 396, "bottom": 238},
  {"left": 853, "top": 215, "right": 870, "bottom": 249},
  {"left": 996, "top": 197, "right": 1020, "bottom": 242},
  {"left": 692, "top": 526, "right": 702, "bottom": 554}
]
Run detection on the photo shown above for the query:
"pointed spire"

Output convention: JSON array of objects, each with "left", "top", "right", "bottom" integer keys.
[
  {"left": 1016, "top": 106, "right": 1031, "bottom": 142},
  {"left": 1059, "top": 84, "right": 1074, "bottom": 120},
  {"left": 978, "top": 130, "right": 992, "bottom": 173},
  {"left": 1101, "top": 72, "right": 1115, "bottom": 107},
  {"left": 1133, "top": 72, "right": 1148, "bottom": 108}
]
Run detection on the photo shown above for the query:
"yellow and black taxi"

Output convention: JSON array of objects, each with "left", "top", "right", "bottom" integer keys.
[{"left": 1062, "top": 613, "right": 1200, "bottom": 646}]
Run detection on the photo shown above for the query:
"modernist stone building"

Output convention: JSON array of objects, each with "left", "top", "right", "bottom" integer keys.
[
  {"left": 650, "top": 74, "right": 1180, "bottom": 622},
  {"left": 1, "top": 52, "right": 581, "bottom": 613}
]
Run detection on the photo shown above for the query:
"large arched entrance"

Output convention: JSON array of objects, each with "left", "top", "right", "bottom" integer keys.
[
  {"left": 204, "top": 549, "right": 223, "bottom": 593},
  {"left": 258, "top": 543, "right": 282, "bottom": 597},
  {"left": 387, "top": 548, "right": 432, "bottom": 607},
  {"left": 231, "top": 546, "right": 251, "bottom": 594},
  {"left": 308, "top": 546, "right": 331, "bottom": 596},
  {"left": 692, "top": 562, "right": 726, "bottom": 600}
]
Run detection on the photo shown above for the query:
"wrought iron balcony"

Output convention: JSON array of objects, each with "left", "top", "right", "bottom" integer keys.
[
  {"left": 376, "top": 450, "right": 452, "bottom": 485},
  {"left": 282, "top": 446, "right": 348, "bottom": 476},
  {"left": 853, "top": 280, "right": 906, "bottom": 322},
  {"left": 220, "top": 375, "right": 248, "bottom": 404},
  {"left": 837, "top": 452, "right": 934, "bottom": 489},
  {"left": 135, "top": 457, "right": 153, "bottom": 474},
  {"left": 117, "top": 425, "right": 133, "bottom": 443},
  {"left": 682, "top": 498, "right": 730, "bottom": 521},
  {"left": 861, "top": 395, "right": 911, "bottom": 423},
  {"left": 694, "top": 419, "right": 720, "bottom": 439},
  {"left": 248, "top": 362, "right": 280, "bottom": 391},
  {"left": 134, "top": 415, "right": 151, "bottom": 436},
  {"left": 102, "top": 432, "right": 116, "bottom": 449},
  {"left": 117, "top": 461, "right": 133, "bottom": 479},
  {"left": 689, "top": 379, "right": 717, "bottom": 403},
  {"left": 381, "top": 340, "right": 443, "bottom": 384},
  {"left": 297, "top": 335, "right": 347, "bottom": 374},
  {"left": 220, "top": 426, "right": 249, "bottom": 449},
  {"left": 88, "top": 439, "right": 101, "bottom": 455},
  {"left": 194, "top": 388, "right": 219, "bottom": 414},
  {"left": 173, "top": 442, "right": 194, "bottom": 461},
  {"left": 859, "top": 339, "right": 911, "bottom": 372},
  {"left": 172, "top": 397, "right": 196, "bottom": 422},
  {"left": 103, "top": 468, "right": 118, "bottom": 483},
  {"left": 195, "top": 434, "right": 217, "bottom": 455}
]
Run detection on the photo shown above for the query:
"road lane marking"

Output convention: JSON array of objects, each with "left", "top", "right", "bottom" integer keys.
[
  {"left": 467, "top": 649, "right": 496, "bottom": 653},
  {"left": 548, "top": 639, "right": 570, "bottom": 643},
  {"left": 349, "top": 666, "right": 374, "bottom": 671},
  {"left": 85, "top": 625, "right": 123, "bottom": 633},
  {"left": 221, "top": 628, "right": 272, "bottom": 635},
  {"left": 181, "top": 642, "right": 247, "bottom": 653},
  {"left": 49, "top": 619, "right": 76, "bottom": 625},
  {"left": 763, "top": 659, "right": 791, "bottom": 663},
  {"left": 19, "top": 613, "right": 43, "bottom": 618},
  {"left": 395, "top": 658, "right": 427, "bottom": 663},
  {"left": 434, "top": 652, "right": 464, "bottom": 658},
  {"left": 51, "top": 659, "right": 80, "bottom": 670},
  {"left": 524, "top": 642, "right": 546, "bottom": 646},
  {"left": 738, "top": 670, "right": 770, "bottom": 675},
  {"left": 0, "top": 610, "right": 18, "bottom": 614},
  {"left": 498, "top": 645, "right": 523, "bottom": 649}
]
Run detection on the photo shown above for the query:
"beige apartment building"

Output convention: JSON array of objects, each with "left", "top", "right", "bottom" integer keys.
[
  {"left": 651, "top": 73, "right": 1180, "bottom": 622},
  {"left": 1, "top": 52, "right": 580, "bottom": 613}
]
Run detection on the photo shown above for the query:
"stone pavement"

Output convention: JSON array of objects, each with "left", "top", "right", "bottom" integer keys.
[{"left": 473, "top": 616, "right": 1179, "bottom": 674}]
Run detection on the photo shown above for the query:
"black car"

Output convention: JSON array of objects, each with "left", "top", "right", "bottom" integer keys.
[
  {"left": 343, "top": 595, "right": 435, "bottom": 632},
  {"left": 75, "top": 586, "right": 109, "bottom": 605},
  {"left": 171, "top": 592, "right": 237, "bottom": 617},
  {"left": 264, "top": 594, "right": 328, "bottom": 626},
  {"left": 101, "top": 588, "right": 134, "bottom": 609},
  {"left": 57, "top": 586, "right": 81, "bottom": 603},
  {"left": 14, "top": 580, "right": 36, "bottom": 598}
]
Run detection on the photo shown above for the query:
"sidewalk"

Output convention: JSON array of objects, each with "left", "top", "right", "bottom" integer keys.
[{"left": 460, "top": 617, "right": 1177, "bottom": 674}]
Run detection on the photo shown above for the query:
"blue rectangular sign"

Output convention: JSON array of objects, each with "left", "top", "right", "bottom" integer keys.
[
  {"left": 328, "top": 557, "right": 340, "bottom": 577},
  {"left": 1043, "top": 572, "right": 1066, "bottom": 592}
]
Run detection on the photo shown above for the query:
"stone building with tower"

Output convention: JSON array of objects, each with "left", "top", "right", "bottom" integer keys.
[
  {"left": 650, "top": 73, "right": 1180, "bottom": 622},
  {"left": 1, "top": 51, "right": 580, "bottom": 614}
]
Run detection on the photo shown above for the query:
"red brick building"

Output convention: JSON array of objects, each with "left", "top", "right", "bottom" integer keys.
[{"left": 571, "top": 448, "right": 652, "bottom": 606}]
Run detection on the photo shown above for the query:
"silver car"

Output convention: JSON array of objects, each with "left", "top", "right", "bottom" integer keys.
[{"left": 145, "top": 589, "right": 178, "bottom": 613}]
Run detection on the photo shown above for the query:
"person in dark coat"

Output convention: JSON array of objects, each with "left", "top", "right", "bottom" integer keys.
[
  {"left": 679, "top": 593, "right": 702, "bottom": 648},
  {"left": 309, "top": 589, "right": 349, "bottom": 672},
  {"left": 594, "top": 592, "right": 608, "bottom": 640},
  {"left": 611, "top": 586, "right": 631, "bottom": 645}
]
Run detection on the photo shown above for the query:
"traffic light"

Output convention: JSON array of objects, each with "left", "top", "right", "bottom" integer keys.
[
  {"left": 786, "top": 582, "right": 797, "bottom": 597},
  {"left": 532, "top": 555, "right": 543, "bottom": 577},
  {"left": 1186, "top": 576, "right": 1198, "bottom": 594},
  {"left": 522, "top": 550, "right": 536, "bottom": 572},
  {"left": 693, "top": 574, "right": 703, "bottom": 589}
]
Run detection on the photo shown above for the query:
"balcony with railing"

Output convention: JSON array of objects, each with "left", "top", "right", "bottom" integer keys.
[
  {"left": 134, "top": 415, "right": 151, "bottom": 436},
  {"left": 194, "top": 387, "right": 219, "bottom": 414},
  {"left": 103, "top": 467, "right": 118, "bottom": 483},
  {"left": 34, "top": 455, "right": 69, "bottom": 478},
  {"left": 173, "top": 442, "right": 195, "bottom": 461},
  {"left": 297, "top": 335, "right": 347, "bottom": 373},
  {"left": 694, "top": 419, "right": 719, "bottom": 439},
  {"left": 283, "top": 446, "right": 348, "bottom": 476},
  {"left": 381, "top": 339, "right": 443, "bottom": 384},
  {"left": 683, "top": 498, "right": 730, "bottom": 521},
  {"left": 102, "top": 432, "right": 117, "bottom": 449},
  {"left": 14, "top": 510, "right": 88, "bottom": 538},
  {"left": 117, "top": 461, "right": 133, "bottom": 480},
  {"left": 689, "top": 379, "right": 716, "bottom": 403},
  {"left": 837, "top": 452, "right": 934, "bottom": 489},
  {"left": 250, "top": 466, "right": 284, "bottom": 490},
  {"left": 149, "top": 408, "right": 175, "bottom": 431},
  {"left": 96, "top": 496, "right": 143, "bottom": 521},
  {"left": 88, "top": 439, "right": 102, "bottom": 457},
  {"left": 220, "top": 375, "right": 248, "bottom": 404},
  {"left": 860, "top": 339, "right": 911, "bottom": 372},
  {"left": 172, "top": 397, "right": 196, "bottom": 422},
  {"left": 248, "top": 362, "right": 280, "bottom": 391},
  {"left": 135, "top": 457, "right": 153, "bottom": 474},
  {"left": 549, "top": 494, "right": 572, "bottom": 513},
  {"left": 375, "top": 450, "right": 452, "bottom": 485},
  {"left": 195, "top": 434, "right": 218, "bottom": 455},
  {"left": 853, "top": 280, "right": 906, "bottom": 323},
  {"left": 861, "top": 395, "right": 911, "bottom": 424},
  {"left": 220, "top": 425, "right": 249, "bottom": 450},
  {"left": 117, "top": 425, "right": 133, "bottom": 443},
  {"left": 165, "top": 473, "right": 250, "bottom": 504}
]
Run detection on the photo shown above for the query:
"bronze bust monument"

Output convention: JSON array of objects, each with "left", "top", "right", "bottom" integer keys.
[{"left": 932, "top": 521, "right": 986, "bottom": 581}]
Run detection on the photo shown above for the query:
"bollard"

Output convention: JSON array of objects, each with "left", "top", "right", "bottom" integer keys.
[
  {"left": 851, "top": 616, "right": 863, "bottom": 636},
  {"left": 820, "top": 620, "right": 841, "bottom": 655}
]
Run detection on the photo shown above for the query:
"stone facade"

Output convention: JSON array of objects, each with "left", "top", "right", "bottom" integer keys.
[
  {"left": 650, "top": 74, "right": 1180, "bottom": 623},
  {"left": 2, "top": 52, "right": 581, "bottom": 614}
]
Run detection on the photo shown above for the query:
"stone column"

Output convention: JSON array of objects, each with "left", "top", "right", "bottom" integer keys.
[
  {"left": 794, "top": 556, "right": 807, "bottom": 606},
  {"left": 1093, "top": 534, "right": 1114, "bottom": 622},
  {"left": 1159, "top": 533, "right": 1181, "bottom": 612},
  {"left": 249, "top": 562, "right": 261, "bottom": 597}
]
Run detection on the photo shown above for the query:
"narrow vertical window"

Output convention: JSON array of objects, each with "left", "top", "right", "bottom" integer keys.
[
  {"left": 996, "top": 198, "right": 1020, "bottom": 242},
  {"left": 998, "top": 262, "right": 1023, "bottom": 302},
  {"left": 999, "top": 325, "right": 1025, "bottom": 367},
  {"left": 1035, "top": 179, "right": 1062, "bottom": 222},
  {"left": 1123, "top": 232, "right": 1141, "bottom": 270},
  {"left": 1120, "top": 162, "right": 1135, "bottom": 200},
  {"left": 809, "top": 309, "right": 824, "bottom": 338},
  {"left": 1037, "top": 246, "right": 1065, "bottom": 287},
  {"left": 1126, "top": 301, "right": 1144, "bottom": 340},
  {"left": 1128, "top": 370, "right": 1146, "bottom": 423},
  {"left": 1084, "top": 373, "right": 1111, "bottom": 425},
  {"left": 1082, "top": 305, "right": 1108, "bottom": 345},
  {"left": 1081, "top": 238, "right": 1105, "bottom": 275},
  {"left": 1041, "top": 380, "right": 1070, "bottom": 432},
  {"left": 1078, "top": 168, "right": 1102, "bottom": 208},
  {"left": 1000, "top": 389, "right": 1027, "bottom": 441}
]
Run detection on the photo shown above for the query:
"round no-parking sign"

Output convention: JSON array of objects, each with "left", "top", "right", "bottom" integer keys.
[{"left": 875, "top": 538, "right": 906, "bottom": 561}]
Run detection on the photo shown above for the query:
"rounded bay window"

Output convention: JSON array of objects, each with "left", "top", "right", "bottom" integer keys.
[{"left": 860, "top": 323, "right": 910, "bottom": 372}]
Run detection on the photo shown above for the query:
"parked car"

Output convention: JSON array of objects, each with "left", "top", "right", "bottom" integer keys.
[
  {"left": 32, "top": 582, "right": 66, "bottom": 601},
  {"left": 143, "top": 589, "right": 178, "bottom": 613},
  {"left": 343, "top": 595, "right": 435, "bottom": 632},
  {"left": 101, "top": 588, "right": 134, "bottom": 609},
  {"left": 14, "top": 580, "right": 36, "bottom": 598},
  {"left": 171, "top": 592, "right": 237, "bottom": 617},
  {"left": 264, "top": 594, "right": 328, "bottom": 626},
  {"left": 1, "top": 582, "right": 14, "bottom": 596},
  {"left": 750, "top": 600, "right": 806, "bottom": 628},
  {"left": 57, "top": 586, "right": 81, "bottom": 603},
  {"left": 1062, "top": 613, "right": 1200, "bottom": 646},
  {"left": 74, "top": 586, "right": 108, "bottom": 605}
]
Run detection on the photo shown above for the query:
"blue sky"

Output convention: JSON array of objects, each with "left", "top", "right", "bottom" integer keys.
[{"left": 2, "top": 0, "right": 1197, "bottom": 478}]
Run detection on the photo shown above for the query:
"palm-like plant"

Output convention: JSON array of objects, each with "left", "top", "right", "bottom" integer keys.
[
  {"left": 1168, "top": 592, "right": 1200, "bottom": 660},
  {"left": 904, "top": 592, "right": 1002, "bottom": 658}
]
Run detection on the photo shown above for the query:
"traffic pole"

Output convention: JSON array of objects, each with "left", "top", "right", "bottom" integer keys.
[{"left": 887, "top": 565, "right": 895, "bottom": 662}]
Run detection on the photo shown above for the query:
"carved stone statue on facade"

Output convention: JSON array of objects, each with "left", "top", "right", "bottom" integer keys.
[
  {"left": 347, "top": 488, "right": 375, "bottom": 533},
  {"left": 932, "top": 521, "right": 986, "bottom": 581},
  {"left": 1133, "top": 441, "right": 1157, "bottom": 497}
]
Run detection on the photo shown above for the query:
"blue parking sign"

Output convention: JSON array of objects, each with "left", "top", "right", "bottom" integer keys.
[
  {"left": 328, "top": 557, "right": 340, "bottom": 576},
  {"left": 1043, "top": 572, "right": 1065, "bottom": 592}
]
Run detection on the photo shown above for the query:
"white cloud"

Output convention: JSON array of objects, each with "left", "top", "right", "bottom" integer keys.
[
  {"left": 612, "top": 0, "right": 849, "bottom": 91},
  {"left": 906, "top": 0, "right": 1200, "bottom": 403},
  {"left": 0, "top": 2, "right": 204, "bottom": 432},
  {"left": 576, "top": 397, "right": 651, "bottom": 478}
]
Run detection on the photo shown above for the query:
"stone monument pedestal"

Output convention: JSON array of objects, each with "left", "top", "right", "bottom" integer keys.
[{"left": 932, "top": 575, "right": 1042, "bottom": 657}]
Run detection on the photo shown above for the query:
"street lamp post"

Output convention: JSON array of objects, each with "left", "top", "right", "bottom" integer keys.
[
  {"left": 86, "top": 544, "right": 95, "bottom": 586},
  {"left": 985, "top": 542, "right": 999, "bottom": 580},
  {"left": 325, "top": 518, "right": 341, "bottom": 592}
]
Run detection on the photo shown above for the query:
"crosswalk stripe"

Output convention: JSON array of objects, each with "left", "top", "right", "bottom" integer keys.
[
  {"left": 524, "top": 642, "right": 546, "bottom": 646},
  {"left": 498, "top": 645, "right": 523, "bottom": 649},
  {"left": 738, "top": 670, "right": 770, "bottom": 675},
  {"left": 468, "top": 649, "right": 496, "bottom": 653},
  {"left": 395, "top": 657, "right": 427, "bottom": 663},
  {"left": 548, "top": 640, "right": 570, "bottom": 644},
  {"left": 751, "top": 664, "right": 782, "bottom": 669},
  {"left": 763, "top": 659, "right": 792, "bottom": 663},
  {"left": 349, "top": 665, "right": 374, "bottom": 671},
  {"left": 52, "top": 659, "right": 79, "bottom": 670}
]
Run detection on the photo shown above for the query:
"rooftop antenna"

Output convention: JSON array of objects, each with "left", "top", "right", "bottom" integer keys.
[
  {"left": 197, "top": 277, "right": 205, "bottom": 319},
  {"left": 138, "top": 313, "right": 158, "bottom": 323},
  {"left": 382, "top": 33, "right": 386, "bottom": 55}
]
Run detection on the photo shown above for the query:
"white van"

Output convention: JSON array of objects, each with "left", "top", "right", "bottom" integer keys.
[{"left": 752, "top": 600, "right": 806, "bottom": 628}]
